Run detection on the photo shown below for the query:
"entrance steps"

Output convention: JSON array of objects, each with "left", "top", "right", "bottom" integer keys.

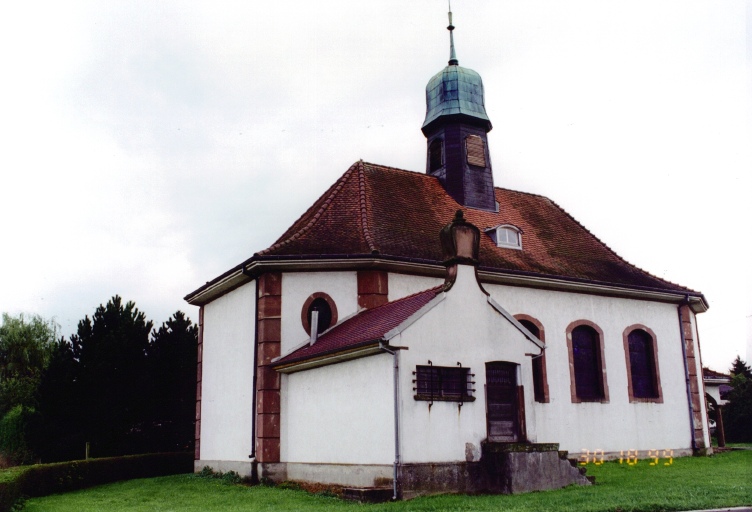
[
  {"left": 341, "top": 486, "right": 394, "bottom": 503},
  {"left": 481, "top": 442, "right": 593, "bottom": 493}
]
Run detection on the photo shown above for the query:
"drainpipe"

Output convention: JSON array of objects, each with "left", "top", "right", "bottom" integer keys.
[
  {"left": 677, "top": 297, "right": 697, "bottom": 452},
  {"left": 379, "top": 342, "right": 400, "bottom": 501},
  {"left": 245, "top": 267, "right": 259, "bottom": 463}
]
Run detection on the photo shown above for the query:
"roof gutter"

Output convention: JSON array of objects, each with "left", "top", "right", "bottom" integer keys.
[{"left": 186, "top": 255, "right": 709, "bottom": 312}]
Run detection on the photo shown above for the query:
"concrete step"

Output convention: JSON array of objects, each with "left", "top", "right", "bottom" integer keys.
[{"left": 342, "top": 487, "right": 394, "bottom": 503}]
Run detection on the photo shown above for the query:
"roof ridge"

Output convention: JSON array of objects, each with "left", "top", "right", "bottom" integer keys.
[
  {"left": 544, "top": 196, "right": 695, "bottom": 293},
  {"left": 361, "top": 161, "right": 425, "bottom": 175},
  {"left": 258, "top": 162, "right": 360, "bottom": 256},
  {"left": 356, "top": 160, "right": 378, "bottom": 253}
]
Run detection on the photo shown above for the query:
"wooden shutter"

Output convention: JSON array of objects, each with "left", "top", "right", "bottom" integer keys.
[{"left": 466, "top": 135, "right": 486, "bottom": 167}]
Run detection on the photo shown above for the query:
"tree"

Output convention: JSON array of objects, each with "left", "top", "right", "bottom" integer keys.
[
  {"left": 70, "top": 296, "right": 153, "bottom": 457},
  {"left": 0, "top": 313, "right": 57, "bottom": 414},
  {"left": 34, "top": 338, "right": 81, "bottom": 462},
  {"left": 730, "top": 355, "right": 752, "bottom": 380},
  {"left": 35, "top": 300, "right": 199, "bottom": 462},
  {"left": 0, "top": 313, "right": 57, "bottom": 464},
  {"left": 724, "top": 356, "right": 752, "bottom": 442},
  {"left": 145, "top": 311, "right": 198, "bottom": 452}
]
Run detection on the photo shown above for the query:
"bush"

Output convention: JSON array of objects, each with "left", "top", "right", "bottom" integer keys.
[
  {"left": 195, "top": 466, "right": 242, "bottom": 485},
  {"left": 0, "top": 406, "right": 39, "bottom": 466},
  {"left": 0, "top": 452, "right": 193, "bottom": 512}
]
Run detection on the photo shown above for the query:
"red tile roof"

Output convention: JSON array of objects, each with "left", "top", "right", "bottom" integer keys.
[
  {"left": 273, "top": 286, "right": 442, "bottom": 367},
  {"left": 258, "top": 161, "right": 697, "bottom": 294},
  {"left": 703, "top": 368, "right": 731, "bottom": 380}
]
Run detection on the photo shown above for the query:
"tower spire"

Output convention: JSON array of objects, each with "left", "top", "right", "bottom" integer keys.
[{"left": 448, "top": 1, "right": 458, "bottom": 65}]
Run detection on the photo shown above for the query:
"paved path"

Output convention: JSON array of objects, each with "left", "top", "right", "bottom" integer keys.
[{"left": 687, "top": 508, "right": 752, "bottom": 512}]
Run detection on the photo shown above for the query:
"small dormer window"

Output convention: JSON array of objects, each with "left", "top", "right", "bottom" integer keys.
[{"left": 486, "top": 225, "right": 522, "bottom": 250}]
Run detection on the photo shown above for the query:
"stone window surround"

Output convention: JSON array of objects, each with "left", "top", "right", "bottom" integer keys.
[
  {"left": 514, "top": 314, "right": 549, "bottom": 403},
  {"left": 300, "top": 292, "right": 338, "bottom": 336},
  {"left": 566, "top": 319, "right": 610, "bottom": 404},
  {"left": 622, "top": 324, "right": 664, "bottom": 404}
]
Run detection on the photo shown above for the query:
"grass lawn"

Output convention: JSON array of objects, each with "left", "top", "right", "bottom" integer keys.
[{"left": 24, "top": 450, "right": 752, "bottom": 512}]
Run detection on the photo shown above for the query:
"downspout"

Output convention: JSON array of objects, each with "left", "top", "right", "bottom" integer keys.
[
  {"left": 677, "top": 296, "right": 697, "bottom": 452},
  {"left": 245, "top": 266, "right": 259, "bottom": 463},
  {"left": 379, "top": 342, "right": 400, "bottom": 501}
]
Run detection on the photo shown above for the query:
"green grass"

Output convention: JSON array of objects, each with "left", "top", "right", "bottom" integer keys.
[{"left": 24, "top": 451, "right": 752, "bottom": 512}]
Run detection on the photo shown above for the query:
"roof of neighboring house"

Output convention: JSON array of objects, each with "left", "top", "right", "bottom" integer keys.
[
  {"left": 703, "top": 367, "right": 732, "bottom": 381},
  {"left": 273, "top": 286, "right": 442, "bottom": 368},
  {"left": 186, "top": 161, "right": 707, "bottom": 306}
]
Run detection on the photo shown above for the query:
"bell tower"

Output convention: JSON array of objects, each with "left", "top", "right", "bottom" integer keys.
[{"left": 422, "top": 6, "right": 496, "bottom": 211}]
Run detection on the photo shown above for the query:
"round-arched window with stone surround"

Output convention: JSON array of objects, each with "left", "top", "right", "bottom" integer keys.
[{"left": 301, "top": 292, "right": 338, "bottom": 336}]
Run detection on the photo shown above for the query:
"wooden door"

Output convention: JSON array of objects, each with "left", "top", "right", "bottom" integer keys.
[{"left": 486, "top": 362, "right": 519, "bottom": 442}]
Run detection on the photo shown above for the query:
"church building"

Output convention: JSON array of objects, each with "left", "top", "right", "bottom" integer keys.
[{"left": 185, "top": 9, "right": 711, "bottom": 498}]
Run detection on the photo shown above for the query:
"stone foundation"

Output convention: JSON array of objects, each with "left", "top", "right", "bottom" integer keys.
[
  {"left": 397, "top": 443, "right": 590, "bottom": 498},
  {"left": 241, "top": 444, "right": 597, "bottom": 499}
]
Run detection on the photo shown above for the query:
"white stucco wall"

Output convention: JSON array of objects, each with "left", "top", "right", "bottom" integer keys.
[
  {"left": 388, "top": 273, "right": 443, "bottom": 301},
  {"left": 281, "top": 354, "right": 394, "bottom": 465},
  {"left": 280, "top": 271, "right": 359, "bottom": 355},
  {"left": 393, "top": 265, "right": 535, "bottom": 463},
  {"left": 200, "top": 281, "right": 256, "bottom": 462},
  {"left": 486, "top": 283, "right": 694, "bottom": 454}
]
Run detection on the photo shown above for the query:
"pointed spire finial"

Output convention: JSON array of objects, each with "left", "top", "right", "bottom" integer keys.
[{"left": 448, "top": 1, "right": 458, "bottom": 65}]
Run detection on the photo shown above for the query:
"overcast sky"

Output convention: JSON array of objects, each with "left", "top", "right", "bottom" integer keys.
[{"left": 0, "top": 1, "right": 749, "bottom": 372}]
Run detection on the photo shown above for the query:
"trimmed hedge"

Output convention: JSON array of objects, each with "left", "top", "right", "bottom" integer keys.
[{"left": 0, "top": 452, "right": 193, "bottom": 511}]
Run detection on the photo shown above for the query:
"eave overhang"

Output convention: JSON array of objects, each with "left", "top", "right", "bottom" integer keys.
[
  {"left": 185, "top": 254, "right": 709, "bottom": 313},
  {"left": 271, "top": 340, "right": 385, "bottom": 374}
]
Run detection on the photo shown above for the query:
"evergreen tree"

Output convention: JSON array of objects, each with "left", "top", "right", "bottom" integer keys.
[
  {"left": 146, "top": 311, "right": 198, "bottom": 452},
  {"left": 70, "top": 296, "right": 153, "bottom": 457},
  {"left": 724, "top": 356, "right": 752, "bottom": 442},
  {"left": 730, "top": 355, "right": 752, "bottom": 380},
  {"left": 35, "top": 338, "right": 82, "bottom": 462}
]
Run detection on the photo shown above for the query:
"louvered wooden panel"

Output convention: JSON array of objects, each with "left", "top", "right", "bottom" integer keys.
[
  {"left": 486, "top": 362, "right": 519, "bottom": 442},
  {"left": 466, "top": 135, "right": 486, "bottom": 167}
]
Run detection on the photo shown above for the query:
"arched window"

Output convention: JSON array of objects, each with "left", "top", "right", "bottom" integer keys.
[
  {"left": 623, "top": 326, "right": 663, "bottom": 403},
  {"left": 429, "top": 138, "right": 443, "bottom": 172},
  {"left": 301, "top": 293, "right": 338, "bottom": 336},
  {"left": 567, "top": 321, "right": 609, "bottom": 403},
  {"left": 517, "top": 316, "right": 548, "bottom": 403}
]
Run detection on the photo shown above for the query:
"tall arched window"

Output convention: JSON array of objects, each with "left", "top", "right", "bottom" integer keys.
[
  {"left": 623, "top": 325, "right": 663, "bottom": 403},
  {"left": 516, "top": 316, "right": 548, "bottom": 403},
  {"left": 567, "top": 321, "right": 609, "bottom": 403}
]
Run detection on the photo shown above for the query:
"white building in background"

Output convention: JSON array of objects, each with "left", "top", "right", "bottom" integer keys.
[{"left": 186, "top": 9, "right": 710, "bottom": 498}]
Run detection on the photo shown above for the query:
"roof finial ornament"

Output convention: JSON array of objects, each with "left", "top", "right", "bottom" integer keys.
[{"left": 448, "top": 0, "right": 458, "bottom": 66}]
